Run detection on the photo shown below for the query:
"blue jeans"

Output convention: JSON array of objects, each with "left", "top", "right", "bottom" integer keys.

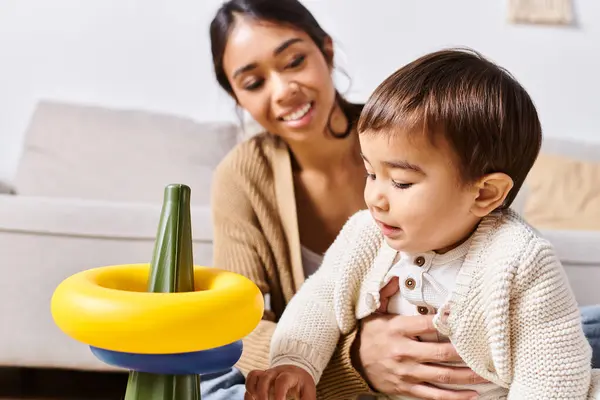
[
  {"left": 200, "top": 366, "right": 246, "bottom": 399},
  {"left": 200, "top": 305, "right": 600, "bottom": 400},
  {"left": 582, "top": 305, "right": 600, "bottom": 368}
]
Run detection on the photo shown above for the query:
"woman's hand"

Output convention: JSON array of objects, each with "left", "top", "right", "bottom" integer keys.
[{"left": 354, "top": 277, "right": 485, "bottom": 400}]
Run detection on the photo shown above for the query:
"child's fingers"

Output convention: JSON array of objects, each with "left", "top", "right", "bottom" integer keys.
[
  {"left": 245, "top": 369, "right": 261, "bottom": 395},
  {"left": 377, "top": 276, "right": 400, "bottom": 313},
  {"left": 245, "top": 369, "right": 277, "bottom": 399},
  {"left": 254, "top": 369, "right": 278, "bottom": 399},
  {"left": 272, "top": 372, "right": 300, "bottom": 400},
  {"left": 380, "top": 276, "right": 400, "bottom": 298}
]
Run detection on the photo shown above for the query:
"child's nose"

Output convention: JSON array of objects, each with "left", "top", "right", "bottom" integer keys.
[{"left": 368, "top": 189, "right": 389, "bottom": 212}]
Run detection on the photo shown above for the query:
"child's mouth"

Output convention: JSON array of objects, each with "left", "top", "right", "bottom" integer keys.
[{"left": 376, "top": 220, "right": 402, "bottom": 237}]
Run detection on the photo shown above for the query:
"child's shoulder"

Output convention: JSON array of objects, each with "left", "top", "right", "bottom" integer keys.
[
  {"left": 478, "top": 208, "right": 560, "bottom": 276},
  {"left": 490, "top": 208, "right": 552, "bottom": 249}
]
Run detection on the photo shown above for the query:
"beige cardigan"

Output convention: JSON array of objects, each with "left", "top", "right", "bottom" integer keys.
[
  {"left": 270, "top": 209, "right": 600, "bottom": 399},
  {"left": 210, "top": 133, "right": 372, "bottom": 399}
]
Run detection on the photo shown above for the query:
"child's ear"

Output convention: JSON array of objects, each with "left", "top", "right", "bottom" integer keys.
[{"left": 470, "top": 173, "right": 514, "bottom": 217}]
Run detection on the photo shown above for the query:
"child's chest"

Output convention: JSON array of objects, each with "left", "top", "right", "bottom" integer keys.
[
  {"left": 354, "top": 242, "right": 470, "bottom": 321},
  {"left": 385, "top": 253, "right": 463, "bottom": 315}
]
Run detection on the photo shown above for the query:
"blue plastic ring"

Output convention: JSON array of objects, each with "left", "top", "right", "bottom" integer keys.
[{"left": 90, "top": 340, "right": 243, "bottom": 375}]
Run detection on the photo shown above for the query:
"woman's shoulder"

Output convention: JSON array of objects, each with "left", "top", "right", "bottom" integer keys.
[
  {"left": 214, "top": 132, "right": 280, "bottom": 182},
  {"left": 210, "top": 132, "right": 283, "bottom": 223}
]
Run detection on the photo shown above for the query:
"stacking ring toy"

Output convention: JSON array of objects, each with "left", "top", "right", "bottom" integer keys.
[
  {"left": 51, "top": 263, "right": 263, "bottom": 354},
  {"left": 90, "top": 340, "right": 243, "bottom": 375},
  {"left": 50, "top": 184, "right": 264, "bottom": 400}
]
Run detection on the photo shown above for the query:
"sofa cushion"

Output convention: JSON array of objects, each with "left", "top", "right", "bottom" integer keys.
[
  {"left": 0, "top": 194, "right": 213, "bottom": 241},
  {"left": 14, "top": 101, "right": 241, "bottom": 205},
  {"left": 523, "top": 152, "right": 600, "bottom": 230}
]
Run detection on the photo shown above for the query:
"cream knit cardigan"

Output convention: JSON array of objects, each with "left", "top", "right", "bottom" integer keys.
[{"left": 270, "top": 209, "right": 600, "bottom": 399}]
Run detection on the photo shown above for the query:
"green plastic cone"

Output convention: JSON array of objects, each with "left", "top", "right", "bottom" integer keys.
[{"left": 124, "top": 184, "right": 201, "bottom": 400}]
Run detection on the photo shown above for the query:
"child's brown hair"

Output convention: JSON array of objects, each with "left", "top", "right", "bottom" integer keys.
[{"left": 357, "top": 48, "right": 542, "bottom": 208}]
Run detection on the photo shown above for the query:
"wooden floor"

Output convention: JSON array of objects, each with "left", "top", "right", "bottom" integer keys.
[{"left": 0, "top": 367, "right": 128, "bottom": 399}]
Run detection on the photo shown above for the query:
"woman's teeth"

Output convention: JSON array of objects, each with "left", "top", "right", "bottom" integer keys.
[{"left": 282, "top": 103, "right": 311, "bottom": 121}]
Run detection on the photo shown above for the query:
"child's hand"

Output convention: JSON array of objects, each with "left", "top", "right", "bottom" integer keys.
[
  {"left": 245, "top": 365, "right": 316, "bottom": 400},
  {"left": 377, "top": 276, "right": 400, "bottom": 313}
]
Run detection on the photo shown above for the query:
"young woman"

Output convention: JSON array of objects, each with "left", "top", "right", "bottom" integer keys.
[{"left": 204, "top": 1, "right": 600, "bottom": 399}]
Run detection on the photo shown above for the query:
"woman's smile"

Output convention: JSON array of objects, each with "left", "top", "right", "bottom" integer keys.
[{"left": 278, "top": 101, "right": 315, "bottom": 128}]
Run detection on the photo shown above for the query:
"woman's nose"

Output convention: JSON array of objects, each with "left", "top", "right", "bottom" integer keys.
[{"left": 272, "top": 75, "right": 298, "bottom": 104}]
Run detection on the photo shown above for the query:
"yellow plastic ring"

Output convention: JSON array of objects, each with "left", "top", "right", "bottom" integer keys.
[{"left": 51, "top": 264, "right": 264, "bottom": 354}]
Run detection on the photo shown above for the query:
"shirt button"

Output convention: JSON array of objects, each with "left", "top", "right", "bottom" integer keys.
[
  {"left": 417, "top": 306, "right": 429, "bottom": 315},
  {"left": 404, "top": 278, "right": 416, "bottom": 290},
  {"left": 415, "top": 256, "right": 425, "bottom": 267}
]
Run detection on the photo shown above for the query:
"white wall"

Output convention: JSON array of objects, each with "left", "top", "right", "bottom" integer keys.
[{"left": 1, "top": 0, "right": 599, "bottom": 182}]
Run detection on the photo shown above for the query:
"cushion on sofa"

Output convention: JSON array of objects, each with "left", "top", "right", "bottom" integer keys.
[
  {"left": 13, "top": 101, "right": 241, "bottom": 205},
  {"left": 0, "top": 195, "right": 212, "bottom": 241},
  {"left": 523, "top": 152, "right": 600, "bottom": 231}
]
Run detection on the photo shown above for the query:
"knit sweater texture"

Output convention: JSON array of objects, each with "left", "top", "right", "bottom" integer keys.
[
  {"left": 210, "top": 133, "right": 372, "bottom": 399},
  {"left": 270, "top": 209, "right": 600, "bottom": 399}
]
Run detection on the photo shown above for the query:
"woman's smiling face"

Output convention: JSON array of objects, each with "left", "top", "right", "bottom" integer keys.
[{"left": 222, "top": 17, "right": 336, "bottom": 141}]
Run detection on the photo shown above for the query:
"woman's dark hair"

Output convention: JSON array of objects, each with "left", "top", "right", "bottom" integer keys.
[{"left": 209, "top": 0, "right": 362, "bottom": 138}]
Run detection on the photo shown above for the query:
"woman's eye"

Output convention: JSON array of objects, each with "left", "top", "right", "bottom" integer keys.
[
  {"left": 365, "top": 173, "right": 376, "bottom": 181},
  {"left": 392, "top": 181, "right": 413, "bottom": 190},
  {"left": 287, "top": 55, "right": 305, "bottom": 69},
  {"left": 244, "top": 79, "right": 264, "bottom": 91}
]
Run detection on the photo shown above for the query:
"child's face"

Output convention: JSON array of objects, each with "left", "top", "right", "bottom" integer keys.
[{"left": 360, "top": 130, "right": 482, "bottom": 254}]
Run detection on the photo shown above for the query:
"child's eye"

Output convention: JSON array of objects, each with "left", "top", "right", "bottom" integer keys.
[
  {"left": 392, "top": 181, "right": 413, "bottom": 190},
  {"left": 365, "top": 173, "right": 376, "bottom": 181}
]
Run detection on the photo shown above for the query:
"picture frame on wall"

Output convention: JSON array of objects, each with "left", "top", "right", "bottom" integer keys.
[{"left": 508, "top": 0, "right": 573, "bottom": 25}]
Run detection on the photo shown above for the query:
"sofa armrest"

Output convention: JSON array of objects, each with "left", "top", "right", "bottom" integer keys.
[
  {"left": 0, "top": 195, "right": 212, "bottom": 242},
  {"left": 540, "top": 229, "right": 600, "bottom": 306},
  {"left": 0, "top": 181, "right": 16, "bottom": 195},
  {"left": 540, "top": 229, "right": 600, "bottom": 266}
]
